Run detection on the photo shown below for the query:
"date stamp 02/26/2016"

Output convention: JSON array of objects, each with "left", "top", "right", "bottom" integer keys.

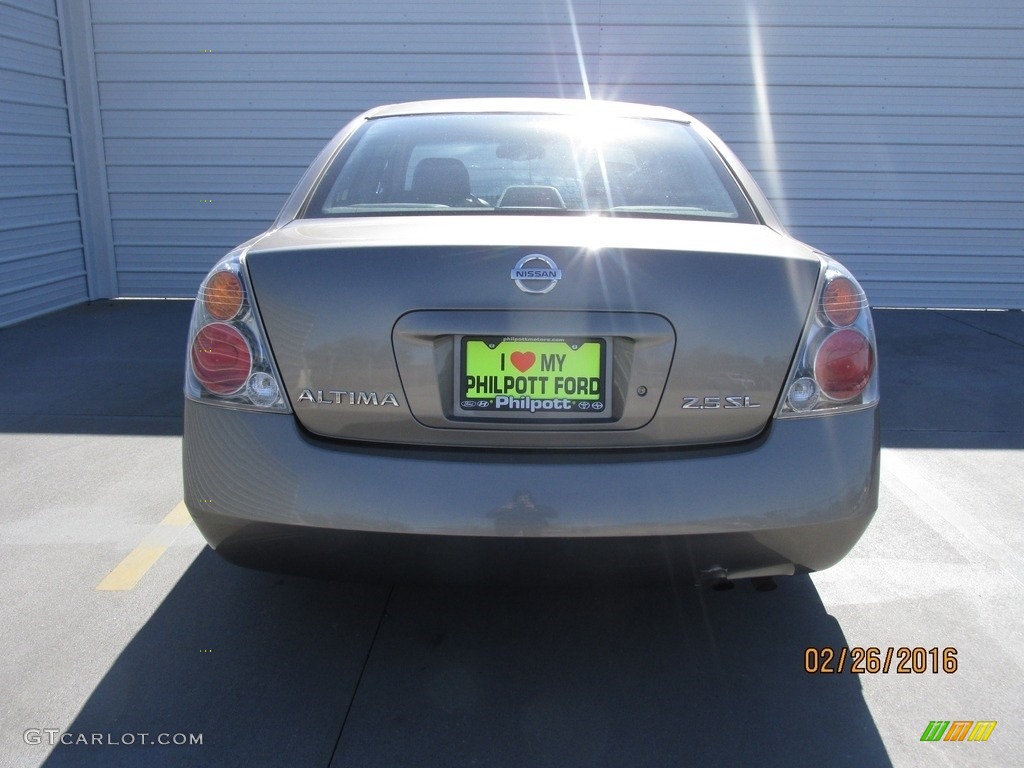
[{"left": 803, "top": 646, "right": 958, "bottom": 674}]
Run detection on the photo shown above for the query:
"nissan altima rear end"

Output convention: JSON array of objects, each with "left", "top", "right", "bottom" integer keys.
[{"left": 183, "top": 99, "right": 879, "bottom": 584}]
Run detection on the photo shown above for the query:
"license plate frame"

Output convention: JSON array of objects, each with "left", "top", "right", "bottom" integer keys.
[{"left": 455, "top": 335, "right": 611, "bottom": 420}]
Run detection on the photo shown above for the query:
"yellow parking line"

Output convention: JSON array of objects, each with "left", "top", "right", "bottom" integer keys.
[
  {"left": 162, "top": 501, "right": 192, "bottom": 527},
  {"left": 96, "top": 502, "right": 193, "bottom": 591},
  {"left": 96, "top": 546, "right": 167, "bottom": 591}
]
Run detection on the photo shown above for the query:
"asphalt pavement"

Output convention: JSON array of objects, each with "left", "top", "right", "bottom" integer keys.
[{"left": 0, "top": 300, "right": 1021, "bottom": 767}]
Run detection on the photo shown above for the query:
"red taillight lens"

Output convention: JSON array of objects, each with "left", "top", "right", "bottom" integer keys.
[
  {"left": 190, "top": 323, "right": 252, "bottom": 395},
  {"left": 203, "top": 270, "right": 244, "bottom": 321},
  {"left": 814, "top": 329, "right": 873, "bottom": 401},
  {"left": 822, "top": 276, "right": 861, "bottom": 327}
]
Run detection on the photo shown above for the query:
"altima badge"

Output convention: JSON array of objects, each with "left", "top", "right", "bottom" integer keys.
[
  {"left": 299, "top": 389, "right": 400, "bottom": 407},
  {"left": 512, "top": 254, "right": 561, "bottom": 294}
]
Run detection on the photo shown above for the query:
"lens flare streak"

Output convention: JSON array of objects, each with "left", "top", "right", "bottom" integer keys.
[
  {"left": 566, "top": 0, "right": 592, "bottom": 101},
  {"left": 748, "top": 7, "right": 790, "bottom": 226}
]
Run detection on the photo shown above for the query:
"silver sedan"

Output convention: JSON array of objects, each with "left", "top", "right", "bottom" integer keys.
[{"left": 183, "top": 99, "right": 879, "bottom": 585}]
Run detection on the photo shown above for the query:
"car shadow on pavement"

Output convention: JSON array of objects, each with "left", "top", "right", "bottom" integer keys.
[
  {"left": 41, "top": 554, "right": 891, "bottom": 767},
  {"left": 39, "top": 551, "right": 391, "bottom": 768}
]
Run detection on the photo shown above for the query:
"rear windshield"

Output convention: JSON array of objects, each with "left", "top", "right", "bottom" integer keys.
[{"left": 304, "top": 113, "right": 757, "bottom": 222}]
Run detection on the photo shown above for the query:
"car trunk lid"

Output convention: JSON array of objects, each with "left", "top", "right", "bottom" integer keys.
[{"left": 244, "top": 216, "right": 821, "bottom": 449}]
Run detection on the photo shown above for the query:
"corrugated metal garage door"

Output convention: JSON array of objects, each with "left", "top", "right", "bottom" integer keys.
[
  {"left": 0, "top": 0, "right": 88, "bottom": 326},
  {"left": 83, "top": 0, "right": 1024, "bottom": 308}
]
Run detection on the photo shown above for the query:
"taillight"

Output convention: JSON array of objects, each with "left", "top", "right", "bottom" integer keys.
[
  {"left": 203, "top": 270, "right": 245, "bottom": 321},
  {"left": 821, "top": 276, "right": 861, "bottom": 327},
  {"left": 185, "top": 251, "right": 290, "bottom": 412},
  {"left": 190, "top": 323, "right": 252, "bottom": 395},
  {"left": 777, "top": 258, "right": 878, "bottom": 418},
  {"left": 814, "top": 329, "right": 873, "bottom": 401}
]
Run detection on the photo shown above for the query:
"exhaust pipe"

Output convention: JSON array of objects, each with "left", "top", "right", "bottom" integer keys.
[{"left": 698, "top": 564, "right": 793, "bottom": 589}]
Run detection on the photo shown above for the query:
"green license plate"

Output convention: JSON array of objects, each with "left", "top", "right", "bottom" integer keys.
[{"left": 459, "top": 336, "right": 608, "bottom": 416}]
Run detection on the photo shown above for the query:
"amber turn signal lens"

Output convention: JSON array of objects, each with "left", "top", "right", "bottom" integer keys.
[
  {"left": 204, "top": 270, "right": 244, "bottom": 321},
  {"left": 821, "top": 277, "right": 861, "bottom": 327}
]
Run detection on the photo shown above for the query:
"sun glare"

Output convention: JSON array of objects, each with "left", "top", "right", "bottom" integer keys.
[
  {"left": 566, "top": 0, "right": 592, "bottom": 100},
  {"left": 748, "top": 6, "right": 790, "bottom": 226}
]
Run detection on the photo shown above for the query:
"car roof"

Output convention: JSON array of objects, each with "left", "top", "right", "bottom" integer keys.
[{"left": 364, "top": 98, "right": 693, "bottom": 123}]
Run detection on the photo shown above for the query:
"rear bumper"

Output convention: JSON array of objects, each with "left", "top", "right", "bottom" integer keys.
[{"left": 183, "top": 400, "right": 879, "bottom": 583}]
